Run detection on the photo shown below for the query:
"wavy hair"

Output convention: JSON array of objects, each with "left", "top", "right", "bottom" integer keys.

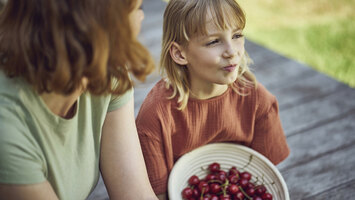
[
  {"left": 0, "top": 0, "right": 154, "bottom": 95},
  {"left": 160, "top": 0, "right": 256, "bottom": 110}
]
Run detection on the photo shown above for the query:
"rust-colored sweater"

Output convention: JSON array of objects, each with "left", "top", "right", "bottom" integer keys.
[{"left": 136, "top": 80, "right": 290, "bottom": 194}]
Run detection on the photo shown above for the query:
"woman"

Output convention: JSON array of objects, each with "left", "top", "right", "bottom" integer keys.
[{"left": 0, "top": 0, "right": 157, "bottom": 199}]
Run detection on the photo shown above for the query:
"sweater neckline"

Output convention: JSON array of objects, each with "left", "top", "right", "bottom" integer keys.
[{"left": 188, "top": 86, "right": 232, "bottom": 103}]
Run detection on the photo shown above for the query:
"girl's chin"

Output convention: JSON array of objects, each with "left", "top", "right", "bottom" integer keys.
[
  {"left": 215, "top": 78, "right": 238, "bottom": 85},
  {"left": 224, "top": 74, "right": 238, "bottom": 84}
]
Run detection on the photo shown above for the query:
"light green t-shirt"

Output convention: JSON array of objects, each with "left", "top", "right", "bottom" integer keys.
[{"left": 0, "top": 71, "right": 133, "bottom": 200}]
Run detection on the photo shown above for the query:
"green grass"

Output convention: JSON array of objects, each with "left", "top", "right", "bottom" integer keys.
[{"left": 239, "top": 0, "right": 355, "bottom": 87}]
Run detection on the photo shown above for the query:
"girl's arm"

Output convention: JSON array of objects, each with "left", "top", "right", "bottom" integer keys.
[
  {"left": 100, "top": 97, "right": 158, "bottom": 200},
  {"left": 0, "top": 181, "right": 59, "bottom": 200}
]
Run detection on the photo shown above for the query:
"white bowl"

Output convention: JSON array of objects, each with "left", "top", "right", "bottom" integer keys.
[{"left": 168, "top": 143, "right": 290, "bottom": 200}]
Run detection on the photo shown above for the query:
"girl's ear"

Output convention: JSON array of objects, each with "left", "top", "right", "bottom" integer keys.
[{"left": 169, "top": 42, "right": 188, "bottom": 65}]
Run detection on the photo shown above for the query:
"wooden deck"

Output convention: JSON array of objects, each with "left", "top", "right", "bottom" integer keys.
[{"left": 88, "top": 0, "right": 355, "bottom": 199}]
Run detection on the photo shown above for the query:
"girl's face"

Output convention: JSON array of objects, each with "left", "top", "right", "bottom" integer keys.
[
  {"left": 129, "top": 0, "right": 144, "bottom": 37},
  {"left": 183, "top": 16, "right": 245, "bottom": 93}
]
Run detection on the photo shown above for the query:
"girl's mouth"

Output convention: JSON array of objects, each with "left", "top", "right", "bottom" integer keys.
[{"left": 223, "top": 64, "right": 237, "bottom": 72}]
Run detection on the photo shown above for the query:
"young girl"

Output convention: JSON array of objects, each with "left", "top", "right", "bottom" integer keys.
[
  {"left": 136, "top": 0, "right": 290, "bottom": 199},
  {"left": 0, "top": 0, "right": 157, "bottom": 199}
]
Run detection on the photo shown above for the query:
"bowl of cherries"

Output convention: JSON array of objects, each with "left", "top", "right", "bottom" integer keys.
[{"left": 168, "top": 143, "right": 289, "bottom": 200}]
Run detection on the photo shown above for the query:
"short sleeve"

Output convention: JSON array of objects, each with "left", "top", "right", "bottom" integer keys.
[
  {"left": 0, "top": 108, "right": 46, "bottom": 184},
  {"left": 250, "top": 84, "right": 290, "bottom": 165},
  {"left": 107, "top": 88, "right": 134, "bottom": 112}
]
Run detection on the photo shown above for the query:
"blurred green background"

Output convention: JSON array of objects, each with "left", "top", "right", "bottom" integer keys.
[{"left": 239, "top": 0, "right": 355, "bottom": 87}]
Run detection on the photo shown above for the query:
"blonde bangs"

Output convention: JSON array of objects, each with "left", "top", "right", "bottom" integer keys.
[
  {"left": 210, "top": 0, "right": 246, "bottom": 31},
  {"left": 181, "top": 0, "right": 246, "bottom": 41}
]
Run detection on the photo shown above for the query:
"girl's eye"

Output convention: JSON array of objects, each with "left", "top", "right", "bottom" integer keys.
[
  {"left": 139, "top": 5, "right": 144, "bottom": 10},
  {"left": 233, "top": 33, "right": 244, "bottom": 39},
  {"left": 206, "top": 39, "right": 219, "bottom": 46}
]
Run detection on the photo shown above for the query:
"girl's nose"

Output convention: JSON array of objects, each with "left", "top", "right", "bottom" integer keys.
[{"left": 222, "top": 42, "right": 236, "bottom": 58}]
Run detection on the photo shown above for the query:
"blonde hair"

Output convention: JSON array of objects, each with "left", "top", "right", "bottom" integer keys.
[{"left": 160, "top": 0, "right": 256, "bottom": 110}]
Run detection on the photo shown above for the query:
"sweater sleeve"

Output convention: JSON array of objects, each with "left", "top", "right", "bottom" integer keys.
[
  {"left": 136, "top": 95, "right": 170, "bottom": 195},
  {"left": 250, "top": 84, "right": 290, "bottom": 165}
]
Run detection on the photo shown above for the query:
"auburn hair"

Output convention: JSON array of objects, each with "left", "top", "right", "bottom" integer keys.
[
  {"left": 0, "top": 0, "right": 154, "bottom": 95},
  {"left": 160, "top": 0, "right": 256, "bottom": 110}
]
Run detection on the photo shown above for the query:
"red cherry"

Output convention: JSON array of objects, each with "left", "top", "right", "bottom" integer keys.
[
  {"left": 219, "top": 194, "right": 231, "bottom": 200},
  {"left": 246, "top": 187, "right": 255, "bottom": 196},
  {"left": 261, "top": 192, "right": 273, "bottom": 200},
  {"left": 192, "top": 188, "right": 200, "bottom": 197},
  {"left": 218, "top": 170, "right": 227, "bottom": 176},
  {"left": 233, "top": 191, "right": 244, "bottom": 200},
  {"left": 238, "top": 178, "right": 249, "bottom": 188},
  {"left": 254, "top": 196, "right": 263, "bottom": 200},
  {"left": 228, "top": 174, "right": 239, "bottom": 184},
  {"left": 228, "top": 166, "right": 240, "bottom": 176},
  {"left": 208, "top": 162, "right": 220, "bottom": 173},
  {"left": 205, "top": 174, "right": 216, "bottom": 182},
  {"left": 198, "top": 181, "right": 210, "bottom": 194},
  {"left": 203, "top": 194, "right": 212, "bottom": 200},
  {"left": 240, "top": 171, "right": 252, "bottom": 181},
  {"left": 227, "top": 184, "right": 239, "bottom": 194},
  {"left": 247, "top": 182, "right": 255, "bottom": 189},
  {"left": 209, "top": 183, "right": 222, "bottom": 194},
  {"left": 182, "top": 187, "right": 193, "bottom": 199},
  {"left": 216, "top": 171, "right": 227, "bottom": 182},
  {"left": 255, "top": 185, "right": 266, "bottom": 195},
  {"left": 188, "top": 175, "right": 200, "bottom": 186},
  {"left": 210, "top": 195, "right": 219, "bottom": 200}
]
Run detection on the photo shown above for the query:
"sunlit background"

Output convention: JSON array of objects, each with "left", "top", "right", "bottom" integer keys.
[{"left": 238, "top": 0, "right": 355, "bottom": 87}]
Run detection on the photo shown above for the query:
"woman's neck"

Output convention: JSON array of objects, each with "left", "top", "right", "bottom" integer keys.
[{"left": 40, "top": 89, "right": 82, "bottom": 119}]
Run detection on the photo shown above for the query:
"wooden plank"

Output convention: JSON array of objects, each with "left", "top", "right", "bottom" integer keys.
[
  {"left": 279, "top": 87, "right": 355, "bottom": 136},
  {"left": 252, "top": 55, "right": 317, "bottom": 90},
  {"left": 270, "top": 72, "right": 346, "bottom": 110},
  {"left": 280, "top": 144, "right": 355, "bottom": 199},
  {"left": 247, "top": 44, "right": 289, "bottom": 71},
  {"left": 245, "top": 40, "right": 267, "bottom": 56},
  {"left": 304, "top": 179, "right": 355, "bottom": 200},
  {"left": 277, "top": 111, "right": 355, "bottom": 171},
  {"left": 86, "top": 176, "right": 108, "bottom": 200}
]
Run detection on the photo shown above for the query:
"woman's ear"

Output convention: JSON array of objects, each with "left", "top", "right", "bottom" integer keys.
[{"left": 169, "top": 42, "right": 188, "bottom": 65}]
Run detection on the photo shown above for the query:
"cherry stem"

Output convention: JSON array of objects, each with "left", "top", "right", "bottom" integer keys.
[
  {"left": 238, "top": 186, "right": 252, "bottom": 200},
  {"left": 240, "top": 155, "right": 253, "bottom": 170},
  {"left": 254, "top": 174, "right": 275, "bottom": 186},
  {"left": 207, "top": 180, "right": 223, "bottom": 184},
  {"left": 200, "top": 187, "right": 205, "bottom": 200},
  {"left": 221, "top": 179, "right": 229, "bottom": 196}
]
